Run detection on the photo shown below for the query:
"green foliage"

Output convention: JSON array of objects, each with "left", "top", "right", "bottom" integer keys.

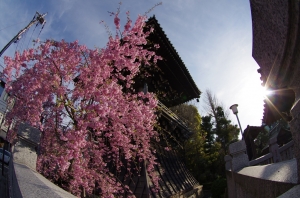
[
  {"left": 202, "top": 115, "right": 214, "bottom": 149},
  {"left": 170, "top": 91, "right": 239, "bottom": 192},
  {"left": 170, "top": 104, "right": 201, "bottom": 133},
  {"left": 211, "top": 177, "right": 227, "bottom": 198},
  {"left": 213, "top": 106, "right": 239, "bottom": 155},
  {"left": 170, "top": 104, "right": 206, "bottom": 182},
  {"left": 200, "top": 105, "right": 239, "bottom": 180}
]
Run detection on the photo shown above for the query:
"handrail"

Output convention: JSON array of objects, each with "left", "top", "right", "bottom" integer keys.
[
  {"left": 249, "top": 140, "right": 294, "bottom": 166},
  {"left": 279, "top": 140, "right": 294, "bottom": 152},
  {"left": 249, "top": 153, "right": 273, "bottom": 166},
  {"left": 157, "top": 101, "right": 190, "bottom": 130}
]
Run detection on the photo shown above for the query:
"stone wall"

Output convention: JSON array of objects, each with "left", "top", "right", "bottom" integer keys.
[
  {"left": 250, "top": 0, "right": 289, "bottom": 86},
  {"left": 227, "top": 170, "right": 295, "bottom": 198},
  {"left": 225, "top": 140, "right": 297, "bottom": 198}
]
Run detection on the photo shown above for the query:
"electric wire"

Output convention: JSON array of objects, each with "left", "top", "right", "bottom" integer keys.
[
  {"left": 19, "top": 29, "right": 28, "bottom": 52},
  {"left": 0, "top": 20, "right": 27, "bottom": 32},
  {"left": 26, "top": 23, "right": 38, "bottom": 49},
  {"left": 36, "top": 22, "right": 46, "bottom": 39}
]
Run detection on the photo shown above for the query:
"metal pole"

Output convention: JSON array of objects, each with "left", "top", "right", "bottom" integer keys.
[
  {"left": 0, "top": 12, "right": 47, "bottom": 57},
  {"left": 235, "top": 113, "right": 243, "bottom": 140}
]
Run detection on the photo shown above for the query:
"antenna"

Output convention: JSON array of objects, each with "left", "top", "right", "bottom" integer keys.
[{"left": 0, "top": 12, "right": 47, "bottom": 57}]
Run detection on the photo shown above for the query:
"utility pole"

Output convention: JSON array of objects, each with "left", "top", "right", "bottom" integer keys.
[
  {"left": 0, "top": 11, "right": 46, "bottom": 175},
  {"left": 0, "top": 12, "right": 47, "bottom": 57}
]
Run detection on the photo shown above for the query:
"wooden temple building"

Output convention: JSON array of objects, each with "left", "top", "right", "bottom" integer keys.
[
  {"left": 117, "top": 16, "right": 203, "bottom": 198},
  {"left": 249, "top": 0, "right": 300, "bottom": 180}
]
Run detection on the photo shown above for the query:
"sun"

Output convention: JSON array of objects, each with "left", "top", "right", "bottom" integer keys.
[{"left": 258, "top": 86, "right": 273, "bottom": 99}]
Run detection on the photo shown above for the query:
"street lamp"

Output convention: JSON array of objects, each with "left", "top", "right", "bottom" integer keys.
[{"left": 230, "top": 104, "right": 244, "bottom": 140}]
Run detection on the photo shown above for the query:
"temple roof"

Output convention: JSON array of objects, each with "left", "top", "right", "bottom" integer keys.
[{"left": 145, "top": 16, "right": 201, "bottom": 107}]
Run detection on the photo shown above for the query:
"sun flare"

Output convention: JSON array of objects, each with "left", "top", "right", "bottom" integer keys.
[{"left": 258, "top": 86, "right": 273, "bottom": 99}]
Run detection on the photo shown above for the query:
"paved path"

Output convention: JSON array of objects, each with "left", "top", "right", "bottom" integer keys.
[{"left": 13, "top": 162, "right": 76, "bottom": 198}]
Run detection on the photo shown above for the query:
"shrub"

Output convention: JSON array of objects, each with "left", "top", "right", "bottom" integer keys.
[{"left": 211, "top": 177, "right": 227, "bottom": 198}]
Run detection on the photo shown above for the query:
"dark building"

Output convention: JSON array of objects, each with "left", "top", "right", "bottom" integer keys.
[
  {"left": 243, "top": 125, "right": 262, "bottom": 160},
  {"left": 250, "top": 0, "right": 300, "bottom": 181},
  {"left": 119, "top": 16, "right": 203, "bottom": 197}
]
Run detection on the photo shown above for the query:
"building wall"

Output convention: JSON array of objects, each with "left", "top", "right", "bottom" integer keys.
[
  {"left": 0, "top": 88, "right": 9, "bottom": 140},
  {"left": 250, "top": 0, "right": 300, "bottom": 184}
]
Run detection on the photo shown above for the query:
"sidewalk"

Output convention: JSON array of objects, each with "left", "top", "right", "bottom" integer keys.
[{"left": 13, "top": 162, "right": 76, "bottom": 198}]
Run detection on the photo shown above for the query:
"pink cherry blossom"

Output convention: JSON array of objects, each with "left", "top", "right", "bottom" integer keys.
[{"left": 3, "top": 10, "right": 160, "bottom": 197}]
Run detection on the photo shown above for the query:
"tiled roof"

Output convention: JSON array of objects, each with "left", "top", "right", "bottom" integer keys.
[{"left": 146, "top": 16, "right": 201, "bottom": 106}]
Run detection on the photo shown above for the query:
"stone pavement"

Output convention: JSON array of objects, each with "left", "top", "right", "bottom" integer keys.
[{"left": 13, "top": 162, "right": 76, "bottom": 198}]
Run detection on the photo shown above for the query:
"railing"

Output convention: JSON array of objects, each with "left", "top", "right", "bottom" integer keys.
[
  {"left": 249, "top": 140, "right": 294, "bottom": 166},
  {"left": 157, "top": 101, "right": 190, "bottom": 131},
  {"left": 279, "top": 140, "right": 294, "bottom": 161},
  {"left": 249, "top": 153, "right": 273, "bottom": 166},
  {"left": 225, "top": 140, "right": 297, "bottom": 198}
]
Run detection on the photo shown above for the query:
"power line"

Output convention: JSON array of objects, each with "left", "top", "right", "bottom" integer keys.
[
  {"left": 26, "top": 23, "right": 38, "bottom": 49},
  {"left": 0, "top": 12, "right": 47, "bottom": 57},
  {"left": 0, "top": 20, "right": 27, "bottom": 32}
]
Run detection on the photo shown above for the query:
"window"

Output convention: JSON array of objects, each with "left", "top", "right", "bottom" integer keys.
[
  {"left": 0, "top": 86, "right": 3, "bottom": 96},
  {"left": 0, "top": 82, "right": 4, "bottom": 97},
  {"left": 3, "top": 93, "right": 8, "bottom": 101}
]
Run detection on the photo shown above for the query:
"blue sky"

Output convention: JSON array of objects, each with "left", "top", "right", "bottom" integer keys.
[{"left": 0, "top": 0, "right": 265, "bottom": 135}]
